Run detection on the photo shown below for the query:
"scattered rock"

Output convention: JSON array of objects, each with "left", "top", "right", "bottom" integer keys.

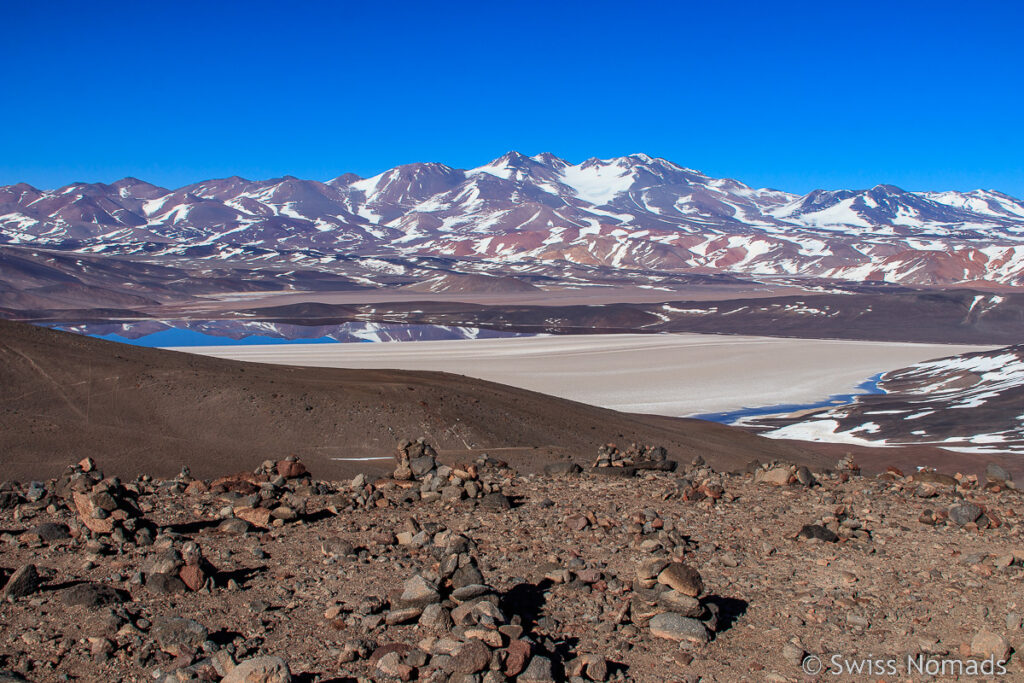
[
  {"left": 400, "top": 573, "right": 441, "bottom": 607},
  {"left": 222, "top": 655, "right": 292, "bottom": 683},
  {"left": 948, "top": 502, "right": 983, "bottom": 526},
  {"left": 543, "top": 462, "right": 582, "bottom": 476},
  {"left": 28, "top": 522, "right": 70, "bottom": 542},
  {"left": 649, "top": 613, "right": 710, "bottom": 644},
  {"left": 62, "top": 582, "right": 128, "bottom": 608},
  {"left": 985, "top": 463, "right": 1012, "bottom": 485},
  {"left": 657, "top": 562, "right": 704, "bottom": 597},
  {"left": 151, "top": 616, "right": 209, "bottom": 657},
  {"left": 754, "top": 465, "right": 793, "bottom": 486},
  {"left": 2, "top": 564, "right": 41, "bottom": 599},
  {"left": 449, "top": 639, "right": 491, "bottom": 674},
  {"left": 519, "top": 654, "right": 555, "bottom": 682},
  {"left": 796, "top": 524, "right": 839, "bottom": 543},
  {"left": 971, "top": 630, "right": 1011, "bottom": 661}
]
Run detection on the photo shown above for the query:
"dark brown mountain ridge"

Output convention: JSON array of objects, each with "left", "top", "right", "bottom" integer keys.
[{"left": 0, "top": 320, "right": 828, "bottom": 482}]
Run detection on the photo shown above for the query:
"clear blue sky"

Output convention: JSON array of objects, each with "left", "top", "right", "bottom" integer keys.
[{"left": 3, "top": 0, "right": 1022, "bottom": 196}]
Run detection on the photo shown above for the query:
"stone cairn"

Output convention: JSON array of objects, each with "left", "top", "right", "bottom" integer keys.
[
  {"left": 907, "top": 464, "right": 1015, "bottom": 531},
  {"left": 751, "top": 461, "right": 818, "bottom": 488},
  {"left": 59, "top": 457, "right": 156, "bottom": 547},
  {"left": 594, "top": 442, "right": 668, "bottom": 469},
  {"left": 835, "top": 452, "right": 861, "bottom": 479},
  {"left": 671, "top": 456, "right": 729, "bottom": 506},
  {"left": 143, "top": 540, "right": 217, "bottom": 594},
  {"left": 392, "top": 438, "right": 511, "bottom": 509},
  {"left": 635, "top": 560, "right": 722, "bottom": 649},
  {"left": 209, "top": 455, "right": 314, "bottom": 531},
  {"left": 330, "top": 531, "right": 610, "bottom": 682}
]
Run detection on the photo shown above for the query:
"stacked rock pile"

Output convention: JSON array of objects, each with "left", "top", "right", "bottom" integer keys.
[
  {"left": 57, "top": 458, "right": 156, "bottom": 546},
  {"left": 751, "top": 461, "right": 817, "bottom": 488},
  {"left": 209, "top": 456, "right": 315, "bottom": 531},
  {"left": 391, "top": 439, "right": 511, "bottom": 510},
  {"left": 672, "top": 456, "right": 731, "bottom": 506},
  {"left": 835, "top": 453, "right": 861, "bottom": 479},
  {"left": 634, "top": 560, "right": 721, "bottom": 648},
  {"left": 594, "top": 443, "right": 668, "bottom": 469},
  {"left": 143, "top": 540, "right": 217, "bottom": 594},
  {"left": 357, "top": 549, "right": 610, "bottom": 682}
]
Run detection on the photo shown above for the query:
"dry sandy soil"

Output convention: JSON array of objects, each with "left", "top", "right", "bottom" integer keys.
[{"left": 169, "top": 334, "right": 993, "bottom": 417}]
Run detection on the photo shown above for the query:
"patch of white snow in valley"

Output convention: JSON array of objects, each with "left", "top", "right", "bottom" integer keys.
[{"left": 762, "top": 419, "right": 888, "bottom": 446}]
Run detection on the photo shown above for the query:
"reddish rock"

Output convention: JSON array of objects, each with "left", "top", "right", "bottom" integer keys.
[
  {"left": 211, "top": 473, "right": 265, "bottom": 494},
  {"left": 73, "top": 492, "right": 115, "bottom": 534},
  {"left": 178, "top": 565, "right": 207, "bottom": 591},
  {"left": 657, "top": 562, "right": 704, "bottom": 597},
  {"left": 568, "top": 515, "right": 589, "bottom": 531},
  {"left": 185, "top": 480, "right": 209, "bottom": 495},
  {"left": 451, "top": 639, "right": 491, "bottom": 674},
  {"left": 568, "top": 654, "right": 609, "bottom": 681},
  {"left": 505, "top": 639, "right": 532, "bottom": 677},
  {"left": 235, "top": 507, "right": 272, "bottom": 529},
  {"left": 368, "top": 642, "right": 412, "bottom": 664},
  {"left": 277, "top": 459, "right": 307, "bottom": 479}
]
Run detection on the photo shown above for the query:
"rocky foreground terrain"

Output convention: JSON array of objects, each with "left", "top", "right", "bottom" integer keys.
[{"left": 1, "top": 442, "right": 1022, "bottom": 682}]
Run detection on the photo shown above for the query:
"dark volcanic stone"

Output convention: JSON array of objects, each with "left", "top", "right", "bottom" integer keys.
[
  {"left": 794, "top": 465, "right": 816, "bottom": 486},
  {"left": 948, "top": 503, "right": 983, "bottom": 526},
  {"left": 480, "top": 492, "right": 512, "bottom": 511},
  {"left": 30, "top": 522, "right": 71, "bottom": 542},
  {"left": 985, "top": 463, "right": 1012, "bottom": 484},
  {"left": 543, "top": 462, "right": 582, "bottom": 476},
  {"left": 151, "top": 616, "right": 209, "bottom": 657},
  {"left": 449, "top": 639, "right": 490, "bottom": 674},
  {"left": 797, "top": 524, "right": 839, "bottom": 543},
  {"left": 147, "top": 573, "right": 188, "bottom": 594},
  {"left": 62, "top": 582, "right": 128, "bottom": 608},
  {"left": 451, "top": 563, "right": 485, "bottom": 589},
  {"left": 409, "top": 456, "right": 436, "bottom": 477},
  {"left": 633, "top": 460, "right": 677, "bottom": 472},
  {"left": 3, "top": 564, "right": 41, "bottom": 598},
  {"left": 519, "top": 654, "right": 555, "bottom": 682}
]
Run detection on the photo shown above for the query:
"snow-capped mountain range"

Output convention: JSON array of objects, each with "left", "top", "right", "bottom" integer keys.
[{"left": 3, "top": 152, "right": 1023, "bottom": 286}]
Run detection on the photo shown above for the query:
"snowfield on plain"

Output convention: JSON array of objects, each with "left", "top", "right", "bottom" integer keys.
[
  {"left": 166, "top": 333, "right": 992, "bottom": 417},
  {"left": 755, "top": 345, "right": 1024, "bottom": 454}
]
